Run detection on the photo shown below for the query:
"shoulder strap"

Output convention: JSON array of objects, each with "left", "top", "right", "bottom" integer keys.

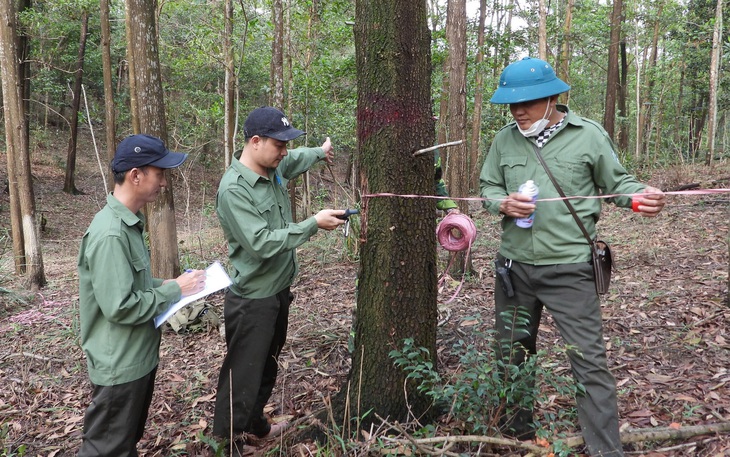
[{"left": 531, "top": 143, "right": 594, "bottom": 248}]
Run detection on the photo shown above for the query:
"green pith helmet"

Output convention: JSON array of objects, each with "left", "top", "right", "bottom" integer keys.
[{"left": 490, "top": 57, "right": 571, "bottom": 105}]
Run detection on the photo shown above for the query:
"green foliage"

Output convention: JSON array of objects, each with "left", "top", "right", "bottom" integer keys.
[
  {"left": 390, "top": 312, "right": 584, "bottom": 446},
  {"left": 0, "top": 423, "right": 27, "bottom": 457}
]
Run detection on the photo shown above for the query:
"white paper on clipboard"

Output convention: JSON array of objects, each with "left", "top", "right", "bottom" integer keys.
[{"left": 154, "top": 261, "right": 231, "bottom": 328}]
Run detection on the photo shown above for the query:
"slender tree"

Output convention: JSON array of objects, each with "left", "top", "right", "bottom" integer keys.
[
  {"left": 538, "top": 0, "right": 547, "bottom": 59},
  {"left": 0, "top": 0, "right": 46, "bottom": 289},
  {"left": 469, "top": 0, "right": 487, "bottom": 190},
  {"left": 706, "top": 0, "right": 723, "bottom": 165},
  {"left": 557, "top": 0, "right": 574, "bottom": 95},
  {"left": 223, "top": 0, "right": 236, "bottom": 168},
  {"left": 63, "top": 10, "right": 89, "bottom": 195},
  {"left": 603, "top": 0, "right": 622, "bottom": 139},
  {"left": 100, "top": 0, "right": 116, "bottom": 191},
  {"left": 337, "top": 0, "right": 438, "bottom": 428},
  {"left": 270, "top": 0, "right": 284, "bottom": 108},
  {"left": 126, "top": 0, "right": 181, "bottom": 278},
  {"left": 443, "top": 0, "right": 471, "bottom": 276}
]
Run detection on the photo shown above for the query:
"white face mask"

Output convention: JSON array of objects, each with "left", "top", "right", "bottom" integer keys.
[{"left": 517, "top": 101, "right": 552, "bottom": 137}]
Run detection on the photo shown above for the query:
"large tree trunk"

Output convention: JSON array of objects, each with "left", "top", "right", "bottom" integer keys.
[
  {"left": 339, "top": 0, "right": 438, "bottom": 429},
  {"left": 126, "top": 0, "right": 181, "bottom": 279},
  {"left": 603, "top": 0, "right": 622, "bottom": 139},
  {"left": 468, "top": 0, "right": 487, "bottom": 191},
  {"left": 63, "top": 11, "right": 89, "bottom": 195},
  {"left": 101, "top": 0, "right": 116, "bottom": 192},
  {"left": 0, "top": 0, "right": 45, "bottom": 289}
]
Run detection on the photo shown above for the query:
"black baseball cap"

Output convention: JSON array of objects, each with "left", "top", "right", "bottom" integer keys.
[
  {"left": 243, "top": 106, "right": 305, "bottom": 141},
  {"left": 111, "top": 134, "right": 188, "bottom": 173}
]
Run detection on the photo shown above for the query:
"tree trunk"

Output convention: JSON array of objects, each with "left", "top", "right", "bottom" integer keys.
[
  {"left": 705, "top": 0, "right": 722, "bottom": 166},
  {"left": 537, "top": 0, "right": 547, "bottom": 60},
  {"left": 557, "top": 0, "right": 574, "bottom": 95},
  {"left": 0, "top": 0, "right": 46, "bottom": 288},
  {"left": 639, "top": 1, "right": 664, "bottom": 160},
  {"left": 101, "top": 0, "right": 116, "bottom": 192},
  {"left": 64, "top": 11, "right": 89, "bottom": 195},
  {"left": 126, "top": 0, "right": 181, "bottom": 279},
  {"left": 468, "top": 0, "right": 487, "bottom": 191},
  {"left": 617, "top": 40, "right": 629, "bottom": 151},
  {"left": 223, "top": 0, "right": 235, "bottom": 169},
  {"left": 125, "top": 0, "right": 140, "bottom": 135},
  {"left": 443, "top": 0, "right": 471, "bottom": 275},
  {"left": 270, "top": 0, "right": 284, "bottom": 108},
  {"left": 603, "top": 0, "right": 622, "bottom": 139},
  {"left": 341, "top": 0, "right": 438, "bottom": 429}
]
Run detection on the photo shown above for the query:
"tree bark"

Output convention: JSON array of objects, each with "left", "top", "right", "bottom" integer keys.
[
  {"left": 617, "top": 40, "right": 629, "bottom": 151},
  {"left": 270, "top": 0, "right": 284, "bottom": 108},
  {"left": 126, "top": 0, "right": 181, "bottom": 279},
  {"left": 101, "top": 0, "right": 116, "bottom": 192},
  {"left": 468, "top": 0, "right": 487, "bottom": 191},
  {"left": 557, "top": 0, "right": 574, "bottom": 98},
  {"left": 341, "top": 0, "right": 438, "bottom": 429},
  {"left": 705, "top": 0, "right": 722, "bottom": 166},
  {"left": 537, "top": 0, "right": 547, "bottom": 60},
  {"left": 443, "top": 0, "right": 471, "bottom": 275},
  {"left": 64, "top": 11, "right": 89, "bottom": 195},
  {"left": 0, "top": 0, "right": 45, "bottom": 288},
  {"left": 603, "top": 0, "right": 622, "bottom": 139},
  {"left": 223, "top": 0, "right": 235, "bottom": 169}
]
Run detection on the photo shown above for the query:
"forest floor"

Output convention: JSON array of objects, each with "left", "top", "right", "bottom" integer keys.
[{"left": 0, "top": 131, "right": 729, "bottom": 457}]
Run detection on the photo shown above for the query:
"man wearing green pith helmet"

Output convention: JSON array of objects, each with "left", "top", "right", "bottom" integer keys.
[{"left": 480, "top": 57, "right": 666, "bottom": 456}]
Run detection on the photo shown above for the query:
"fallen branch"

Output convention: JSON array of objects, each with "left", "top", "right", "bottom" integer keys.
[
  {"left": 564, "top": 421, "right": 730, "bottom": 448},
  {"left": 369, "top": 421, "right": 730, "bottom": 456}
]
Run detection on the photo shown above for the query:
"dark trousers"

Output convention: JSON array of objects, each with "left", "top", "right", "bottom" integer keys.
[
  {"left": 213, "top": 288, "right": 292, "bottom": 440},
  {"left": 494, "top": 256, "right": 624, "bottom": 457},
  {"left": 78, "top": 367, "right": 157, "bottom": 457}
]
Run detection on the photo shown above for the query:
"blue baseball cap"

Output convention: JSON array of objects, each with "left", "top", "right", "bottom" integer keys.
[
  {"left": 111, "top": 134, "right": 188, "bottom": 173},
  {"left": 243, "top": 107, "right": 305, "bottom": 141}
]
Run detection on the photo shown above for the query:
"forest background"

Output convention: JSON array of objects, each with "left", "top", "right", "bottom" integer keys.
[{"left": 0, "top": 0, "right": 729, "bottom": 456}]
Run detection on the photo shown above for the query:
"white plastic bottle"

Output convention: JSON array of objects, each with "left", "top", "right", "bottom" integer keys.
[{"left": 515, "top": 180, "right": 539, "bottom": 228}]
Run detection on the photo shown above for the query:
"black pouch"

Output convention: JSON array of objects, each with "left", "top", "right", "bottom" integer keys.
[
  {"left": 493, "top": 259, "right": 515, "bottom": 298},
  {"left": 592, "top": 240, "right": 612, "bottom": 295}
]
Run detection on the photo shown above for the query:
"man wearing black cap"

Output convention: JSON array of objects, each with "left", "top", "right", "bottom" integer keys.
[
  {"left": 77, "top": 134, "right": 207, "bottom": 456},
  {"left": 213, "top": 107, "right": 346, "bottom": 452}
]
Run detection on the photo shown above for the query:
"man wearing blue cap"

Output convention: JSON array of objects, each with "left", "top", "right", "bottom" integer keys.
[
  {"left": 213, "top": 107, "right": 346, "bottom": 454},
  {"left": 480, "top": 58, "right": 666, "bottom": 456},
  {"left": 77, "top": 134, "right": 207, "bottom": 456}
]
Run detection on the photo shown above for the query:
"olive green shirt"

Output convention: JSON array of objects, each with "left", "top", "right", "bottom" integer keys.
[
  {"left": 77, "top": 194, "right": 182, "bottom": 386},
  {"left": 480, "top": 106, "right": 645, "bottom": 265},
  {"left": 216, "top": 147, "right": 325, "bottom": 298}
]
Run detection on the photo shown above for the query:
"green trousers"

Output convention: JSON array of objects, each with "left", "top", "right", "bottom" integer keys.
[
  {"left": 78, "top": 367, "right": 156, "bottom": 457},
  {"left": 213, "top": 288, "right": 292, "bottom": 440},
  {"left": 494, "top": 255, "right": 624, "bottom": 457}
]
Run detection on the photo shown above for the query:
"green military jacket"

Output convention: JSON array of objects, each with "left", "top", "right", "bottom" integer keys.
[
  {"left": 480, "top": 105, "right": 646, "bottom": 265},
  {"left": 77, "top": 194, "right": 182, "bottom": 386},
  {"left": 216, "top": 147, "right": 325, "bottom": 298}
]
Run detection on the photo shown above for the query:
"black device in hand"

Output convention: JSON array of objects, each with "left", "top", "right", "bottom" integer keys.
[{"left": 336, "top": 209, "right": 359, "bottom": 220}]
